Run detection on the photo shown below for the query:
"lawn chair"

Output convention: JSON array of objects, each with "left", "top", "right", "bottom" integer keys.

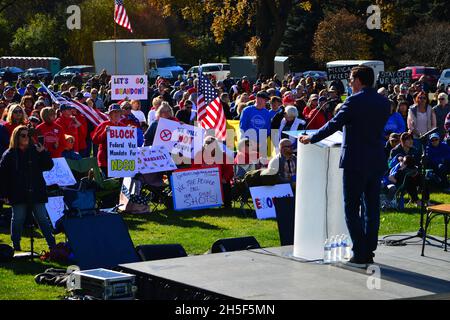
[
  {"left": 231, "top": 164, "right": 255, "bottom": 212},
  {"left": 140, "top": 172, "right": 173, "bottom": 211},
  {"left": 65, "top": 157, "right": 122, "bottom": 209}
]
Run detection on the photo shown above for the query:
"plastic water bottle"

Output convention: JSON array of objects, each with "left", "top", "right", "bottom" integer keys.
[
  {"left": 323, "top": 238, "right": 331, "bottom": 264},
  {"left": 330, "top": 236, "right": 337, "bottom": 263},
  {"left": 336, "top": 235, "right": 344, "bottom": 262},
  {"left": 343, "top": 235, "right": 352, "bottom": 260}
]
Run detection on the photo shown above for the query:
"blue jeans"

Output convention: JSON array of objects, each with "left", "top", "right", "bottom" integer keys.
[{"left": 11, "top": 203, "right": 56, "bottom": 250}]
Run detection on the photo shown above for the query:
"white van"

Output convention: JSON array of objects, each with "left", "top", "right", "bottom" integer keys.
[
  {"left": 187, "top": 63, "right": 230, "bottom": 81},
  {"left": 326, "top": 60, "right": 384, "bottom": 88}
]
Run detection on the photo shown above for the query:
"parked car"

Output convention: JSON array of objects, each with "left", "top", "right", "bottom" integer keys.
[
  {"left": 0, "top": 66, "right": 24, "bottom": 82},
  {"left": 22, "top": 67, "right": 52, "bottom": 83},
  {"left": 437, "top": 69, "right": 450, "bottom": 89},
  {"left": 398, "top": 66, "right": 440, "bottom": 91},
  {"left": 188, "top": 63, "right": 230, "bottom": 81},
  {"left": 301, "top": 70, "right": 328, "bottom": 81},
  {"left": 53, "top": 65, "right": 95, "bottom": 84}
]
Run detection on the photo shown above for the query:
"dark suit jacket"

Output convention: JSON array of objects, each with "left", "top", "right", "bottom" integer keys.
[{"left": 310, "top": 87, "right": 390, "bottom": 174}]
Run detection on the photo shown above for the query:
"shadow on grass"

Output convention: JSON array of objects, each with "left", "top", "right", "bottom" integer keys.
[
  {"left": 122, "top": 207, "right": 257, "bottom": 232},
  {"left": 0, "top": 259, "right": 63, "bottom": 277}
]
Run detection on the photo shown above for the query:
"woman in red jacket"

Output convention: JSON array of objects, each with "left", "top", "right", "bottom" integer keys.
[
  {"left": 36, "top": 107, "right": 65, "bottom": 158},
  {"left": 4, "top": 104, "right": 28, "bottom": 138},
  {"left": 193, "top": 136, "right": 234, "bottom": 209},
  {"left": 55, "top": 104, "right": 81, "bottom": 152},
  {"left": 91, "top": 104, "right": 125, "bottom": 176}
]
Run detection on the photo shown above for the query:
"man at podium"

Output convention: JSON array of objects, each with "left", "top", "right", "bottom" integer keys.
[{"left": 300, "top": 66, "right": 390, "bottom": 267}]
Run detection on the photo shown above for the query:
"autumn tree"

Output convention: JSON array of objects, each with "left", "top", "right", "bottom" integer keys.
[
  {"left": 396, "top": 22, "right": 450, "bottom": 71},
  {"left": 312, "top": 9, "right": 373, "bottom": 66},
  {"left": 149, "top": 0, "right": 310, "bottom": 77}
]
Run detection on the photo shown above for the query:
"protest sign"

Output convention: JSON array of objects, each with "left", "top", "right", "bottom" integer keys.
[
  {"left": 250, "top": 184, "right": 294, "bottom": 219},
  {"left": 45, "top": 196, "right": 65, "bottom": 229},
  {"left": 171, "top": 166, "right": 223, "bottom": 211},
  {"left": 111, "top": 75, "right": 148, "bottom": 100},
  {"left": 327, "top": 65, "right": 358, "bottom": 81},
  {"left": 378, "top": 70, "right": 412, "bottom": 85},
  {"left": 43, "top": 158, "right": 77, "bottom": 187},
  {"left": 153, "top": 118, "right": 204, "bottom": 159},
  {"left": 137, "top": 145, "right": 177, "bottom": 174},
  {"left": 107, "top": 126, "right": 138, "bottom": 178}
]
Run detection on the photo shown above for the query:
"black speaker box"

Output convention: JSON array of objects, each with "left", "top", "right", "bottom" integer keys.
[
  {"left": 210, "top": 236, "right": 261, "bottom": 253},
  {"left": 135, "top": 244, "right": 187, "bottom": 262}
]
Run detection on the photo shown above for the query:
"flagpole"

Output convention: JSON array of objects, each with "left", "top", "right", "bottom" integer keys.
[{"left": 114, "top": 9, "right": 117, "bottom": 75}]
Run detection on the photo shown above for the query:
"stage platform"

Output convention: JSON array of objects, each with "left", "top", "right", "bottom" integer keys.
[{"left": 120, "top": 235, "right": 450, "bottom": 300}]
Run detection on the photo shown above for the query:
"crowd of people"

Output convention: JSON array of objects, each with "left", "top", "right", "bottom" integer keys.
[{"left": 0, "top": 67, "right": 450, "bottom": 251}]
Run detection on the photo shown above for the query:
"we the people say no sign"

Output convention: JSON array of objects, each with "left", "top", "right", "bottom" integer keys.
[
  {"left": 111, "top": 75, "right": 148, "bottom": 100},
  {"left": 107, "top": 126, "right": 138, "bottom": 178}
]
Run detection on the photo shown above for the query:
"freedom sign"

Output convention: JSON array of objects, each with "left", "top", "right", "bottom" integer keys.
[
  {"left": 249, "top": 184, "right": 294, "bottom": 219},
  {"left": 327, "top": 65, "right": 358, "bottom": 81},
  {"left": 107, "top": 126, "right": 138, "bottom": 178},
  {"left": 378, "top": 70, "right": 412, "bottom": 85},
  {"left": 171, "top": 166, "right": 223, "bottom": 211},
  {"left": 111, "top": 75, "right": 148, "bottom": 100},
  {"left": 137, "top": 145, "right": 177, "bottom": 174},
  {"left": 153, "top": 118, "right": 204, "bottom": 159}
]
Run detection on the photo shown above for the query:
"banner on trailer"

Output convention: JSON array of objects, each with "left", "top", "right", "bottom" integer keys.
[
  {"left": 378, "top": 70, "right": 412, "bottom": 85},
  {"left": 327, "top": 65, "right": 358, "bottom": 81},
  {"left": 153, "top": 118, "right": 204, "bottom": 159},
  {"left": 107, "top": 126, "right": 138, "bottom": 178},
  {"left": 171, "top": 166, "right": 223, "bottom": 211},
  {"left": 249, "top": 184, "right": 294, "bottom": 219},
  {"left": 137, "top": 145, "right": 177, "bottom": 174},
  {"left": 111, "top": 75, "right": 148, "bottom": 100}
]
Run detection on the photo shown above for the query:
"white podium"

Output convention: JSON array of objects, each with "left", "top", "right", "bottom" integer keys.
[{"left": 292, "top": 132, "right": 349, "bottom": 260}]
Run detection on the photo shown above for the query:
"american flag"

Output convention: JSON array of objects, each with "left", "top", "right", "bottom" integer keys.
[
  {"left": 197, "top": 72, "right": 226, "bottom": 140},
  {"left": 114, "top": 0, "right": 133, "bottom": 33},
  {"left": 40, "top": 82, "right": 109, "bottom": 127}
]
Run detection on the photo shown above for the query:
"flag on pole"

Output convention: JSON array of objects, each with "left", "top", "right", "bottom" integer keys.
[
  {"left": 40, "top": 82, "right": 108, "bottom": 126},
  {"left": 114, "top": 0, "right": 133, "bottom": 33},
  {"left": 197, "top": 71, "right": 227, "bottom": 141}
]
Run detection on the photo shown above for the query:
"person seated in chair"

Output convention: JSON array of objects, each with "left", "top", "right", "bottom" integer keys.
[
  {"left": 61, "top": 134, "right": 82, "bottom": 160},
  {"left": 388, "top": 132, "right": 421, "bottom": 169},
  {"left": 425, "top": 133, "right": 450, "bottom": 188},
  {"left": 388, "top": 155, "right": 429, "bottom": 207},
  {"left": 260, "top": 139, "right": 297, "bottom": 190}
]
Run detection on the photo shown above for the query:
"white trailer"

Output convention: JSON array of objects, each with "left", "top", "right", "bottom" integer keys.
[{"left": 93, "top": 39, "right": 184, "bottom": 80}]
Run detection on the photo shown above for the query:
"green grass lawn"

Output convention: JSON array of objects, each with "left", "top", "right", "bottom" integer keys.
[{"left": 1, "top": 192, "right": 449, "bottom": 300}]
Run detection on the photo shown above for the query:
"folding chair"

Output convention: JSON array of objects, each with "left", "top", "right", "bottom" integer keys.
[
  {"left": 140, "top": 172, "right": 173, "bottom": 211},
  {"left": 65, "top": 157, "right": 122, "bottom": 209}
]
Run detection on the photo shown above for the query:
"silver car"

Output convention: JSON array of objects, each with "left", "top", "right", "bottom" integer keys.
[{"left": 437, "top": 69, "right": 450, "bottom": 88}]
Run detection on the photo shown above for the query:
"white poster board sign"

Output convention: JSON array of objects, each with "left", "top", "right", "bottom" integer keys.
[
  {"left": 111, "top": 75, "right": 148, "bottom": 100},
  {"left": 171, "top": 167, "right": 223, "bottom": 211},
  {"left": 153, "top": 118, "right": 204, "bottom": 159},
  {"left": 107, "top": 126, "right": 138, "bottom": 178},
  {"left": 45, "top": 196, "right": 65, "bottom": 228},
  {"left": 43, "top": 158, "right": 76, "bottom": 187},
  {"left": 137, "top": 145, "right": 177, "bottom": 174},
  {"left": 249, "top": 184, "right": 294, "bottom": 219}
]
